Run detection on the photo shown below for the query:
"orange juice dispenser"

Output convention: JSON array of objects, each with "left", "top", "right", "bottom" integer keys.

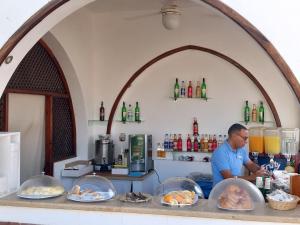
[
  {"left": 264, "top": 128, "right": 281, "bottom": 161},
  {"left": 249, "top": 127, "right": 264, "bottom": 163}
]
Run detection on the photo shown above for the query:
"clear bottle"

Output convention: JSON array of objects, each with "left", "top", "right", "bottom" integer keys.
[
  {"left": 201, "top": 78, "right": 207, "bottom": 99},
  {"left": 217, "top": 134, "right": 223, "bottom": 147},
  {"left": 196, "top": 81, "right": 201, "bottom": 98},
  {"left": 180, "top": 81, "right": 186, "bottom": 98},
  {"left": 173, "top": 134, "right": 178, "bottom": 151},
  {"left": 252, "top": 104, "right": 257, "bottom": 122},
  {"left": 174, "top": 78, "right": 180, "bottom": 100},
  {"left": 127, "top": 104, "right": 133, "bottom": 122},
  {"left": 187, "top": 81, "right": 193, "bottom": 98},
  {"left": 244, "top": 100, "right": 250, "bottom": 124},
  {"left": 100, "top": 101, "right": 105, "bottom": 121},
  {"left": 134, "top": 102, "right": 140, "bottom": 122},
  {"left": 121, "top": 101, "right": 127, "bottom": 123},
  {"left": 163, "top": 134, "right": 169, "bottom": 151},
  {"left": 259, "top": 101, "right": 265, "bottom": 124}
]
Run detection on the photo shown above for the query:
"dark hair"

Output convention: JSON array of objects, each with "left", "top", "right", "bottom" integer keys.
[{"left": 228, "top": 123, "right": 247, "bottom": 136}]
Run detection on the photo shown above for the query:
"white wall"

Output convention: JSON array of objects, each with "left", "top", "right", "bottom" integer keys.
[{"left": 48, "top": 3, "right": 300, "bottom": 159}]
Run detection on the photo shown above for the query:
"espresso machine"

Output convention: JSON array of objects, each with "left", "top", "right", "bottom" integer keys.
[
  {"left": 93, "top": 135, "right": 114, "bottom": 171},
  {"left": 128, "top": 134, "right": 153, "bottom": 175}
]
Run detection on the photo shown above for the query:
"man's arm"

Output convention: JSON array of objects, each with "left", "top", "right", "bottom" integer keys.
[
  {"left": 245, "top": 160, "right": 260, "bottom": 173},
  {"left": 220, "top": 170, "right": 257, "bottom": 182}
]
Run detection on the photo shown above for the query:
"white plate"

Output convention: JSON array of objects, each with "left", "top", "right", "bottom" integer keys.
[
  {"left": 161, "top": 194, "right": 198, "bottom": 207},
  {"left": 67, "top": 191, "right": 113, "bottom": 202},
  {"left": 119, "top": 193, "right": 152, "bottom": 203},
  {"left": 17, "top": 192, "right": 63, "bottom": 199},
  {"left": 217, "top": 203, "right": 254, "bottom": 211}
]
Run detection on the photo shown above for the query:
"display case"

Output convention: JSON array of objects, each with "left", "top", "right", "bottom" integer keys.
[
  {"left": 154, "top": 177, "right": 203, "bottom": 207},
  {"left": 67, "top": 174, "right": 116, "bottom": 202},
  {"left": 17, "top": 173, "right": 64, "bottom": 199},
  {"left": 208, "top": 177, "right": 264, "bottom": 211}
]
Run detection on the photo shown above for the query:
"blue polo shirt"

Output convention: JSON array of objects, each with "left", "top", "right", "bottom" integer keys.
[{"left": 211, "top": 140, "right": 250, "bottom": 186}]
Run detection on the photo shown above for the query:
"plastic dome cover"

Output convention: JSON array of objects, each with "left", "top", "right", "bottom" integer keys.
[
  {"left": 67, "top": 174, "right": 116, "bottom": 202},
  {"left": 154, "top": 177, "right": 203, "bottom": 206},
  {"left": 208, "top": 178, "right": 265, "bottom": 211},
  {"left": 17, "top": 173, "right": 65, "bottom": 199}
]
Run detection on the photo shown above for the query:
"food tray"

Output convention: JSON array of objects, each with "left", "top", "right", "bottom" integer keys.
[
  {"left": 17, "top": 193, "right": 63, "bottom": 199},
  {"left": 217, "top": 203, "right": 254, "bottom": 211},
  {"left": 67, "top": 191, "right": 113, "bottom": 202},
  {"left": 161, "top": 192, "right": 198, "bottom": 207},
  {"left": 267, "top": 196, "right": 300, "bottom": 211}
]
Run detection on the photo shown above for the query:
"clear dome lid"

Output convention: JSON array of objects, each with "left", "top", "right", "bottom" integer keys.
[
  {"left": 17, "top": 173, "right": 65, "bottom": 199},
  {"left": 67, "top": 174, "right": 116, "bottom": 202},
  {"left": 208, "top": 178, "right": 264, "bottom": 211},
  {"left": 154, "top": 177, "right": 203, "bottom": 207}
]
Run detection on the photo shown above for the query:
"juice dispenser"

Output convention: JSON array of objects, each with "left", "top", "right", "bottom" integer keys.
[
  {"left": 264, "top": 128, "right": 281, "bottom": 156},
  {"left": 281, "top": 128, "right": 299, "bottom": 167},
  {"left": 249, "top": 127, "right": 264, "bottom": 163}
]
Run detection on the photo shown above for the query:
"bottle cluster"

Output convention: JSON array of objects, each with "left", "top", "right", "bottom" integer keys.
[
  {"left": 244, "top": 100, "right": 265, "bottom": 124},
  {"left": 121, "top": 101, "right": 141, "bottom": 123},
  {"left": 162, "top": 118, "right": 227, "bottom": 152},
  {"left": 174, "top": 78, "right": 207, "bottom": 100}
]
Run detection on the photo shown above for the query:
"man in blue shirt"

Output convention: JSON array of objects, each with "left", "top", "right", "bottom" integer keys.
[{"left": 211, "top": 123, "right": 267, "bottom": 186}]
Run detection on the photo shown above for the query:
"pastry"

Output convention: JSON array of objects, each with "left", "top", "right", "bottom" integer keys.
[{"left": 162, "top": 190, "right": 196, "bottom": 206}]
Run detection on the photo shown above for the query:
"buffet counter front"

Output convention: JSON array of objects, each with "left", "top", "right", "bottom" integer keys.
[{"left": 0, "top": 193, "right": 299, "bottom": 225}]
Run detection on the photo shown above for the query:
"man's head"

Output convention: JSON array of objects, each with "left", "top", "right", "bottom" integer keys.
[{"left": 228, "top": 123, "right": 248, "bottom": 149}]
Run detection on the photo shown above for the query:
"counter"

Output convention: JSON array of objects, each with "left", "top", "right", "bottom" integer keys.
[{"left": 0, "top": 193, "right": 299, "bottom": 225}]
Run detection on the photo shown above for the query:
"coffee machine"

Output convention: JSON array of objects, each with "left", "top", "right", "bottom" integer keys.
[
  {"left": 93, "top": 135, "right": 114, "bottom": 171},
  {"left": 128, "top": 134, "right": 153, "bottom": 175}
]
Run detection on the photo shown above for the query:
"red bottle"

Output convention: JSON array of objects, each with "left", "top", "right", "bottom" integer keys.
[
  {"left": 208, "top": 135, "right": 213, "bottom": 152},
  {"left": 177, "top": 134, "right": 182, "bottom": 152},
  {"left": 193, "top": 135, "right": 199, "bottom": 152},
  {"left": 187, "top": 134, "right": 192, "bottom": 152},
  {"left": 188, "top": 81, "right": 193, "bottom": 98},
  {"left": 212, "top": 134, "right": 218, "bottom": 151},
  {"left": 193, "top": 118, "right": 198, "bottom": 136},
  {"left": 173, "top": 134, "right": 178, "bottom": 151}
]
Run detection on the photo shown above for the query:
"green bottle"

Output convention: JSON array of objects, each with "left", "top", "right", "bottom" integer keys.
[
  {"left": 135, "top": 102, "right": 140, "bottom": 122},
  {"left": 121, "top": 101, "right": 127, "bottom": 123},
  {"left": 201, "top": 78, "right": 207, "bottom": 99},
  {"left": 259, "top": 101, "right": 265, "bottom": 124},
  {"left": 174, "top": 78, "right": 180, "bottom": 100},
  {"left": 244, "top": 100, "right": 250, "bottom": 124}
]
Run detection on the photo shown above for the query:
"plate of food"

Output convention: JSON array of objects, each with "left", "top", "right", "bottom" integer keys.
[
  {"left": 17, "top": 186, "right": 65, "bottom": 199},
  {"left": 67, "top": 185, "right": 114, "bottom": 202},
  {"left": 161, "top": 190, "right": 198, "bottom": 207},
  {"left": 217, "top": 184, "right": 254, "bottom": 211},
  {"left": 119, "top": 192, "right": 152, "bottom": 203}
]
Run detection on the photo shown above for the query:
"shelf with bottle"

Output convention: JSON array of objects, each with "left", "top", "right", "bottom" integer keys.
[
  {"left": 115, "top": 119, "right": 144, "bottom": 124},
  {"left": 243, "top": 100, "right": 270, "bottom": 125},
  {"left": 172, "top": 78, "right": 209, "bottom": 101}
]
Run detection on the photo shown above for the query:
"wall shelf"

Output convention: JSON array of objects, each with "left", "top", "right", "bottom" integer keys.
[
  {"left": 115, "top": 120, "right": 144, "bottom": 124},
  {"left": 239, "top": 121, "right": 275, "bottom": 126},
  {"left": 169, "top": 96, "right": 210, "bottom": 101}
]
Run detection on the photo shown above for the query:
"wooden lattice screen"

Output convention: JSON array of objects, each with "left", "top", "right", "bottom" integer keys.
[{"left": 0, "top": 41, "right": 76, "bottom": 173}]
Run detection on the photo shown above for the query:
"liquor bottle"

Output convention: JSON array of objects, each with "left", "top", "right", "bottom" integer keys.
[
  {"left": 208, "top": 135, "right": 213, "bottom": 152},
  {"left": 187, "top": 81, "right": 193, "bottom": 98},
  {"left": 127, "top": 104, "right": 133, "bottom": 122},
  {"left": 203, "top": 134, "right": 208, "bottom": 152},
  {"left": 193, "top": 118, "right": 198, "bottom": 136},
  {"left": 223, "top": 134, "right": 227, "bottom": 141},
  {"left": 252, "top": 104, "right": 257, "bottom": 122},
  {"left": 134, "top": 102, "right": 140, "bottom": 122},
  {"left": 174, "top": 78, "right": 180, "bottom": 100},
  {"left": 259, "top": 101, "right": 265, "bottom": 124},
  {"left": 173, "top": 134, "right": 178, "bottom": 151},
  {"left": 163, "top": 134, "right": 169, "bottom": 151},
  {"left": 193, "top": 135, "right": 199, "bottom": 152},
  {"left": 201, "top": 78, "right": 207, "bottom": 99},
  {"left": 200, "top": 134, "right": 205, "bottom": 152},
  {"left": 187, "top": 134, "right": 192, "bottom": 152},
  {"left": 100, "top": 101, "right": 105, "bottom": 121},
  {"left": 244, "top": 100, "right": 250, "bottom": 124},
  {"left": 256, "top": 176, "right": 265, "bottom": 196},
  {"left": 121, "top": 101, "right": 127, "bottom": 123},
  {"left": 169, "top": 134, "right": 174, "bottom": 151},
  {"left": 217, "top": 134, "right": 223, "bottom": 147},
  {"left": 180, "top": 81, "right": 186, "bottom": 98},
  {"left": 264, "top": 177, "right": 271, "bottom": 197},
  {"left": 212, "top": 134, "right": 218, "bottom": 151},
  {"left": 196, "top": 81, "right": 201, "bottom": 98},
  {"left": 177, "top": 134, "right": 183, "bottom": 151}
]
